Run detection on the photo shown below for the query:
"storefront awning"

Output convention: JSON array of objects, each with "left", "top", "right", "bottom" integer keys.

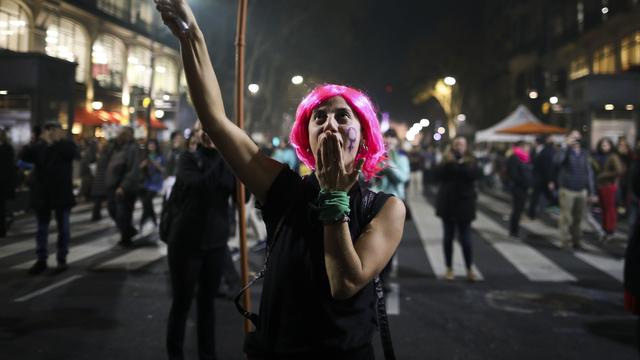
[
  {"left": 74, "top": 109, "right": 121, "bottom": 126},
  {"left": 136, "top": 114, "right": 167, "bottom": 129}
]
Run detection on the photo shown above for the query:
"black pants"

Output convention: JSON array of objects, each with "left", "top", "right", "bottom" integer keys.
[
  {"left": 139, "top": 189, "right": 158, "bottom": 227},
  {"left": 92, "top": 195, "right": 106, "bottom": 221},
  {"left": 528, "top": 181, "right": 554, "bottom": 218},
  {"left": 107, "top": 191, "right": 137, "bottom": 242},
  {"left": 510, "top": 187, "right": 528, "bottom": 237},
  {"left": 167, "top": 245, "right": 225, "bottom": 360},
  {"left": 442, "top": 219, "right": 472, "bottom": 269}
]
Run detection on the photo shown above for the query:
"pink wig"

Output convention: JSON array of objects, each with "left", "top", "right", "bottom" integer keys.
[{"left": 289, "top": 84, "right": 385, "bottom": 181}]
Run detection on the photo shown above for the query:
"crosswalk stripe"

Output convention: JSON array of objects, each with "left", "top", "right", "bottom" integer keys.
[
  {"left": 407, "top": 197, "right": 484, "bottom": 280},
  {"left": 7, "top": 198, "right": 163, "bottom": 236},
  {"left": 477, "top": 194, "right": 600, "bottom": 252},
  {"left": 0, "top": 219, "right": 114, "bottom": 260},
  {"left": 12, "top": 233, "right": 120, "bottom": 269},
  {"left": 477, "top": 193, "right": 623, "bottom": 282},
  {"left": 94, "top": 243, "right": 167, "bottom": 271},
  {"left": 385, "top": 282, "right": 400, "bottom": 315},
  {"left": 473, "top": 210, "right": 577, "bottom": 282}
]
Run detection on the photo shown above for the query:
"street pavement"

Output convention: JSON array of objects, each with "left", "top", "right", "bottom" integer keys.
[{"left": 0, "top": 190, "right": 637, "bottom": 359}]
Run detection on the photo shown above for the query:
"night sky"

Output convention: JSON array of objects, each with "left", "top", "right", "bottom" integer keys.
[{"left": 172, "top": 0, "right": 486, "bottom": 131}]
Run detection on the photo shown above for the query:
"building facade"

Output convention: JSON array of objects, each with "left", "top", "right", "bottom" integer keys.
[
  {"left": 483, "top": 0, "right": 640, "bottom": 147},
  {"left": 0, "top": 0, "right": 184, "bottom": 143}
]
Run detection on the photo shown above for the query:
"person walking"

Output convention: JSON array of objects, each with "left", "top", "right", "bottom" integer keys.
[
  {"left": 156, "top": 2, "right": 405, "bottom": 357},
  {"left": 554, "top": 130, "right": 597, "bottom": 250},
  {"left": 105, "top": 127, "right": 142, "bottom": 247},
  {"left": 528, "top": 135, "right": 556, "bottom": 219},
  {"left": 435, "top": 136, "right": 480, "bottom": 281},
  {"left": 20, "top": 122, "right": 77, "bottom": 274},
  {"left": 592, "top": 137, "right": 623, "bottom": 242},
  {"left": 507, "top": 141, "right": 533, "bottom": 238},
  {"left": 0, "top": 128, "right": 16, "bottom": 237},
  {"left": 139, "top": 139, "right": 165, "bottom": 232}
]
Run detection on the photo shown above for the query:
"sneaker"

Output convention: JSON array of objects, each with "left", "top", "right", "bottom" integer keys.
[
  {"left": 467, "top": 269, "right": 478, "bottom": 282},
  {"left": 444, "top": 268, "right": 455, "bottom": 281},
  {"left": 28, "top": 259, "right": 48, "bottom": 275}
]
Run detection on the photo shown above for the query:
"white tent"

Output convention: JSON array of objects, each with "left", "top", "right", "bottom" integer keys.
[{"left": 474, "top": 104, "right": 541, "bottom": 143}]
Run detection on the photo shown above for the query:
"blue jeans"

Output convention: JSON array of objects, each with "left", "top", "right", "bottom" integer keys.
[{"left": 36, "top": 208, "right": 70, "bottom": 262}]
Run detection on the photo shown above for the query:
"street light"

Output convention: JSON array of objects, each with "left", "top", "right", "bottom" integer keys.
[
  {"left": 528, "top": 90, "right": 538, "bottom": 99},
  {"left": 604, "top": 104, "right": 614, "bottom": 111},
  {"left": 420, "top": 118, "right": 430, "bottom": 127},
  {"left": 456, "top": 114, "right": 466, "bottom": 122},
  {"left": 291, "top": 75, "right": 303, "bottom": 85},
  {"left": 248, "top": 83, "right": 259, "bottom": 94},
  {"left": 444, "top": 76, "right": 456, "bottom": 86},
  {"left": 154, "top": 109, "right": 165, "bottom": 119},
  {"left": 626, "top": 104, "right": 635, "bottom": 111},
  {"left": 91, "top": 101, "right": 103, "bottom": 110},
  {"left": 433, "top": 133, "right": 442, "bottom": 141},
  {"left": 549, "top": 96, "right": 559, "bottom": 105},
  {"left": 437, "top": 126, "right": 446, "bottom": 134}
]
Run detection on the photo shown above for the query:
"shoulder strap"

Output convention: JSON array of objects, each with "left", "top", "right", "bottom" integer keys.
[
  {"left": 362, "top": 190, "right": 396, "bottom": 360},
  {"left": 234, "top": 187, "right": 299, "bottom": 327}
]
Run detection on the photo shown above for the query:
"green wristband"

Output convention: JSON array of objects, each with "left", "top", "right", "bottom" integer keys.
[{"left": 315, "top": 190, "right": 351, "bottom": 224}]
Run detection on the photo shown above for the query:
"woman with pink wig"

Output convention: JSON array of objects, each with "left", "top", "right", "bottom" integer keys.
[{"left": 156, "top": 1, "right": 404, "bottom": 358}]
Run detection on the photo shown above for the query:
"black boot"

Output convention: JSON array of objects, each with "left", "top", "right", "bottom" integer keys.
[{"left": 28, "top": 259, "right": 48, "bottom": 275}]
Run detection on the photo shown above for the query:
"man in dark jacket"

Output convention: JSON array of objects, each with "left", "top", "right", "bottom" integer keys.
[
  {"left": 0, "top": 128, "right": 16, "bottom": 237},
  {"left": 165, "top": 122, "right": 236, "bottom": 360},
  {"left": 20, "top": 121, "right": 77, "bottom": 274},
  {"left": 507, "top": 141, "right": 533, "bottom": 238},
  {"left": 528, "top": 135, "right": 556, "bottom": 219},
  {"left": 105, "top": 127, "right": 142, "bottom": 247},
  {"left": 553, "top": 130, "right": 597, "bottom": 250}
]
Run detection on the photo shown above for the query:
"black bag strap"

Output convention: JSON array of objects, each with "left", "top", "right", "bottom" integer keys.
[
  {"left": 234, "top": 189, "right": 298, "bottom": 327},
  {"left": 362, "top": 190, "right": 396, "bottom": 360}
]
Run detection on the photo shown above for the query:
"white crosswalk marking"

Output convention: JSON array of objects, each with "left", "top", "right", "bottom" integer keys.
[
  {"left": 95, "top": 243, "right": 167, "bottom": 271},
  {"left": 473, "top": 210, "right": 577, "bottom": 282},
  {"left": 477, "top": 193, "right": 623, "bottom": 282},
  {"left": 407, "top": 197, "right": 484, "bottom": 280},
  {"left": 0, "top": 219, "right": 114, "bottom": 260},
  {"left": 12, "top": 233, "right": 120, "bottom": 269}
]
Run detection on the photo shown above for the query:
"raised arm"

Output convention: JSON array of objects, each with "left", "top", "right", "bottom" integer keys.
[{"left": 155, "top": 0, "right": 282, "bottom": 203}]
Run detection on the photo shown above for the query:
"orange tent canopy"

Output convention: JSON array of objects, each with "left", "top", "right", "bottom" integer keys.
[
  {"left": 497, "top": 121, "right": 567, "bottom": 135},
  {"left": 74, "top": 109, "right": 121, "bottom": 126}
]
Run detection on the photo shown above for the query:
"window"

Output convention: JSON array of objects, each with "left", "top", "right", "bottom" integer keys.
[
  {"left": 569, "top": 55, "right": 590, "bottom": 80},
  {"left": 577, "top": 2, "right": 585, "bottom": 33},
  {"left": 127, "top": 46, "right": 152, "bottom": 90},
  {"left": 131, "top": 0, "right": 154, "bottom": 29},
  {"left": 621, "top": 31, "right": 640, "bottom": 71},
  {"left": 153, "top": 56, "right": 178, "bottom": 95},
  {"left": 592, "top": 44, "right": 615, "bottom": 74},
  {"left": 97, "top": 0, "right": 128, "bottom": 20},
  {"left": 45, "top": 17, "right": 88, "bottom": 83},
  {"left": 0, "top": 0, "right": 29, "bottom": 52},
  {"left": 92, "top": 34, "right": 126, "bottom": 90}
]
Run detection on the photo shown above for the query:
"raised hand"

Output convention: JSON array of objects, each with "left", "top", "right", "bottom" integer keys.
[
  {"left": 154, "top": 0, "right": 195, "bottom": 38},
  {"left": 316, "top": 131, "right": 363, "bottom": 192}
]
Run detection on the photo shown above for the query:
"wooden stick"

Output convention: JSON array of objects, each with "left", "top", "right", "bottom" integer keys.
[{"left": 234, "top": 0, "right": 251, "bottom": 335}]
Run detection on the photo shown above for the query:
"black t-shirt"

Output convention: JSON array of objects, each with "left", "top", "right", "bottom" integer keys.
[{"left": 245, "top": 167, "right": 391, "bottom": 357}]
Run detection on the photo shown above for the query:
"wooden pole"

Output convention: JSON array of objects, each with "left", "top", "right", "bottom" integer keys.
[{"left": 234, "top": 0, "right": 251, "bottom": 335}]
